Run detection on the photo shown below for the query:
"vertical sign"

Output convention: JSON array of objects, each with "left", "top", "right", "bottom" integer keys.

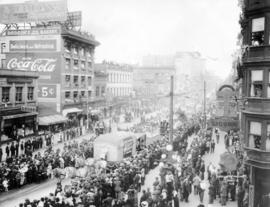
[{"left": 249, "top": 185, "right": 254, "bottom": 207}]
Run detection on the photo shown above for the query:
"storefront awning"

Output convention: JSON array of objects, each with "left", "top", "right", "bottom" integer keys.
[
  {"left": 38, "top": 114, "right": 68, "bottom": 126},
  {"left": 62, "top": 108, "right": 83, "bottom": 116}
]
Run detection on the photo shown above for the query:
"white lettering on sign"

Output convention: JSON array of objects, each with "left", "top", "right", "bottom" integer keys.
[{"left": 7, "top": 57, "right": 56, "bottom": 72}]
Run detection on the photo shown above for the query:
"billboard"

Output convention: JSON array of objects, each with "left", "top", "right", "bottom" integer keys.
[
  {"left": 10, "top": 40, "right": 57, "bottom": 52},
  {"left": 5, "top": 53, "right": 61, "bottom": 84},
  {"left": 6, "top": 27, "right": 61, "bottom": 36},
  {"left": 67, "top": 11, "right": 82, "bottom": 27},
  {"left": 0, "top": 0, "right": 67, "bottom": 24}
]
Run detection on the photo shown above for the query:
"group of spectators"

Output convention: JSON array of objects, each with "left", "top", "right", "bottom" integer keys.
[{"left": 16, "top": 137, "right": 169, "bottom": 207}]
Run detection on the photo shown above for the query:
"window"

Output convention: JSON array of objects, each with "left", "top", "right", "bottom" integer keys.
[
  {"left": 27, "top": 87, "right": 34, "bottom": 100},
  {"left": 65, "top": 91, "right": 70, "bottom": 99},
  {"left": 88, "top": 76, "right": 92, "bottom": 86},
  {"left": 86, "top": 49, "right": 91, "bottom": 58},
  {"left": 80, "top": 48, "right": 85, "bottom": 56},
  {"left": 2, "top": 87, "right": 10, "bottom": 102},
  {"left": 251, "top": 17, "right": 265, "bottom": 46},
  {"left": 250, "top": 70, "right": 263, "bottom": 97},
  {"left": 249, "top": 121, "right": 262, "bottom": 149},
  {"left": 73, "top": 46, "right": 78, "bottom": 55},
  {"left": 81, "top": 61, "right": 86, "bottom": 70},
  {"left": 74, "top": 76, "right": 78, "bottom": 86},
  {"left": 65, "top": 75, "right": 71, "bottom": 86},
  {"left": 88, "top": 62, "right": 92, "bottom": 69},
  {"left": 88, "top": 90, "right": 92, "bottom": 98},
  {"left": 73, "top": 91, "right": 78, "bottom": 99},
  {"left": 64, "top": 42, "right": 71, "bottom": 53},
  {"left": 96, "top": 86, "right": 100, "bottom": 97},
  {"left": 65, "top": 58, "right": 71, "bottom": 70},
  {"left": 101, "top": 86, "right": 105, "bottom": 96},
  {"left": 267, "top": 124, "right": 270, "bottom": 151},
  {"left": 81, "top": 76, "right": 85, "bottom": 83},
  {"left": 74, "top": 60, "right": 79, "bottom": 69},
  {"left": 15, "top": 87, "right": 23, "bottom": 102},
  {"left": 81, "top": 91, "right": 85, "bottom": 97},
  {"left": 268, "top": 72, "right": 270, "bottom": 98}
]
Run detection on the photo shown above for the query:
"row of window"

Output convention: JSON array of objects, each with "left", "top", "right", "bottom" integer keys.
[
  {"left": 108, "top": 72, "right": 132, "bottom": 83},
  {"left": 107, "top": 87, "right": 132, "bottom": 97},
  {"left": 1, "top": 86, "right": 34, "bottom": 103},
  {"left": 65, "top": 75, "right": 92, "bottom": 87},
  {"left": 65, "top": 58, "right": 93, "bottom": 71},
  {"left": 248, "top": 121, "right": 270, "bottom": 151},
  {"left": 64, "top": 42, "right": 93, "bottom": 58},
  {"left": 65, "top": 90, "right": 92, "bottom": 100},
  {"left": 95, "top": 86, "right": 106, "bottom": 97}
]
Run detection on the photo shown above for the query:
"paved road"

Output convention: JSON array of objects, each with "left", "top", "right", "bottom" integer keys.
[{"left": 141, "top": 131, "right": 237, "bottom": 207}]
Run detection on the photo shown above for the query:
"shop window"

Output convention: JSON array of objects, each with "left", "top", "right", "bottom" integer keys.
[
  {"left": 65, "top": 58, "right": 71, "bottom": 70},
  {"left": 27, "top": 87, "right": 34, "bottom": 101},
  {"left": 15, "top": 87, "right": 23, "bottom": 102},
  {"left": 2, "top": 87, "right": 10, "bottom": 102},
  {"left": 250, "top": 70, "right": 263, "bottom": 97},
  {"left": 81, "top": 61, "right": 86, "bottom": 70},
  {"left": 96, "top": 86, "right": 100, "bottom": 97},
  {"left": 88, "top": 76, "right": 92, "bottom": 86},
  {"left": 74, "top": 76, "right": 79, "bottom": 87},
  {"left": 249, "top": 121, "right": 262, "bottom": 149},
  {"left": 65, "top": 91, "right": 70, "bottom": 99},
  {"left": 74, "top": 59, "right": 79, "bottom": 69},
  {"left": 251, "top": 17, "right": 265, "bottom": 46}
]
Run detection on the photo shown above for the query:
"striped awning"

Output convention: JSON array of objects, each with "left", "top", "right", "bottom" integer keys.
[{"left": 38, "top": 114, "right": 68, "bottom": 126}]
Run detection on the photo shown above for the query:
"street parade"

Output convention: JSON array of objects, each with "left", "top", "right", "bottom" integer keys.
[{"left": 1, "top": 0, "right": 270, "bottom": 207}]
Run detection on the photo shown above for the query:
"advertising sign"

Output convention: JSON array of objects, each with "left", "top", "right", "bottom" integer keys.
[
  {"left": 10, "top": 40, "right": 57, "bottom": 52},
  {"left": 38, "top": 84, "right": 57, "bottom": 98},
  {"left": 5, "top": 53, "right": 61, "bottom": 84},
  {"left": 67, "top": 11, "right": 82, "bottom": 27},
  {"left": 0, "top": 0, "right": 67, "bottom": 24},
  {"left": 6, "top": 28, "right": 61, "bottom": 36},
  {"left": 123, "top": 137, "right": 133, "bottom": 158}
]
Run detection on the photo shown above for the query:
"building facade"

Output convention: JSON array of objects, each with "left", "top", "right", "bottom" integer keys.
[
  {"left": 95, "top": 62, "right": 133, "bottom": 98},
  {"left": 133, "top": 66, "right": 175, "bottom": 97},
  {"left": 240, "top": 0, "right": 270, "bottom": 206},
  {"left": 0, "top": 25, "right": 99, "bottom": 132},
  {"left": 0, "top": 69, "right": 38, "bottom": 143}
]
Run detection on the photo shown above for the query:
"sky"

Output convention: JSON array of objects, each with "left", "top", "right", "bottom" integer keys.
[{"left": 0, "top": 0, "right": 241, "bottom": 79}]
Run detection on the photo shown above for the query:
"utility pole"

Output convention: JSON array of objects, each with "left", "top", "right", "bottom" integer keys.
[
  {"left": 169, "top": 76, "right": 174, "bottom": 143},
  {"left": 203, "top": 81, "right": 206, "bottom": 129}
]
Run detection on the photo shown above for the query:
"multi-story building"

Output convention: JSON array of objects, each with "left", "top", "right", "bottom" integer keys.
[
  {"left": 133, "top": 66, "right": 175, "bottom": 97},
  {"left": 239, "top": 0, "right": 270, "bottom": 205},
  {"left": 0, "top": 69, "right": 38, "bottom": 143},
  {"left": 0, "top": 25, "right": 99, "bottom": 134},
  {"left": 95, "top": 62, "right": 133, "bottom": 98}
]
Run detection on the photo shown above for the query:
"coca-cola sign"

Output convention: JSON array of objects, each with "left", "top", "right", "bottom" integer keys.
[
  {"left": 6, "top": 53, "right": 61, "bottom": 83},
  {"left": 7, "top": 57, "right": 56, "bottom": 72}
]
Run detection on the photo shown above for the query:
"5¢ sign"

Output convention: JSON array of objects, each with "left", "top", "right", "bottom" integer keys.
[{"left": 38, "top": 85, "right": 56, "bottom": 98}]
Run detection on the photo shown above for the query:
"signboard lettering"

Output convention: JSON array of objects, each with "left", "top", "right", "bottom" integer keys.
[
  {"left": 6, "top": 28, "right": 60, "bottom": 36},
  {"left": 7, "top": 57, "right": 56, "bottom": 72},
  {"left": 38, "top": 84, "right": 56, "bottom": 98},
  {"left": 10, "top": 40, "right": 57, "bottom": 52},
  {"left": 0, "top": 0, "right": 67, "bottom": 24}
]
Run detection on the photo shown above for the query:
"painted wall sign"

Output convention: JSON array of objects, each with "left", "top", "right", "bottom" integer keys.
[{"left": 9, "top": 40, "right": 57, "bottom": 52}]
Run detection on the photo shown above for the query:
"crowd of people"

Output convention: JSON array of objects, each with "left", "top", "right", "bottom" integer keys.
[{"left": 16, "top": 137, "right": 169, "bottom": 207}]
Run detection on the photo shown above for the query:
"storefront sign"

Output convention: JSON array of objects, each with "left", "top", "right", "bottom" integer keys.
[
  {"left": 6, "top": 53, "right": 61, "bottom": 83},
  {"left": 0, "top": 0, "right": 67, "bottom": 24},
  {"left": 123, "top": 137, "right": 133, "bottom": 158},
  {"left": 10, "top": 40, "right": 57, "bottom": 52},
  {"left": 38, "top": 84, "right": 57, "bottom": 98},
  {"left": 6, "top": 28, "right": 61, "bottom": 36}
]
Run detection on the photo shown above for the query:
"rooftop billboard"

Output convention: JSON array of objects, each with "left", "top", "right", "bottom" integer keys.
[{"left": 0, "top": 0, "right": 67, "bottom": 24}]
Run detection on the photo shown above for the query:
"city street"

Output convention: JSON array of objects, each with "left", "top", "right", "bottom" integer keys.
[{"left": 140, "top": 131, "right": 237, "bottom": 207}]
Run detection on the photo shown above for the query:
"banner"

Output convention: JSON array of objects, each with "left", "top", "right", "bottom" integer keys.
[
  {"left": 0, "top": 0, "right": 67, "bottom": 24},
  {"left": 10, "top": 40, "right": 57, "bottom": 52},
  {"left": 5, "top": 53, "right": 61, "bottom": 84}
]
